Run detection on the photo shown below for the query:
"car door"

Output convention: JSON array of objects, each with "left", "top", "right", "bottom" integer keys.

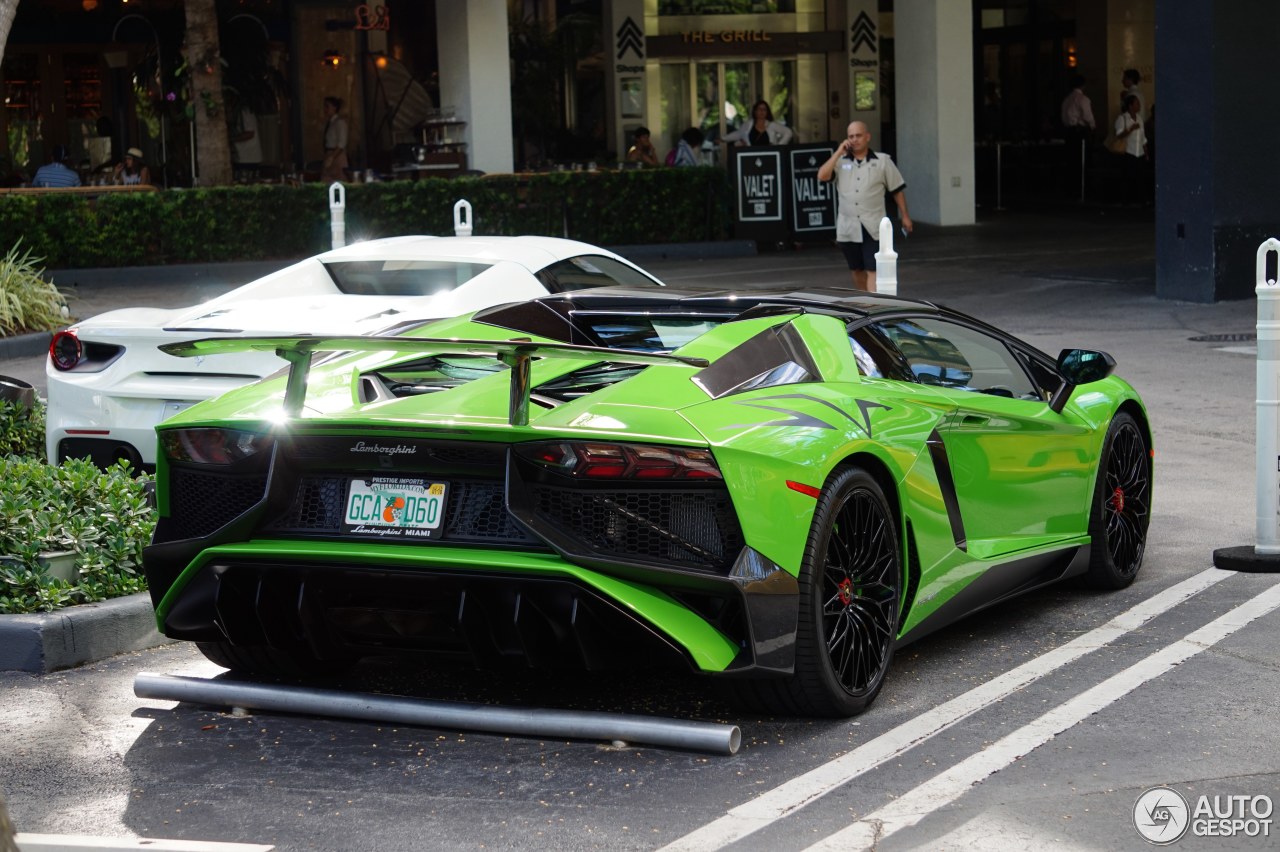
[{"left": 870, "top": 316, "right": 1095, "bottom": 557}]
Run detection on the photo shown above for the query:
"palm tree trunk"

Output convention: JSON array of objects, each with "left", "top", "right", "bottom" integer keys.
[
  {"left": 184, "top": 0, "right": 232, "bottom": 185},
  {"left": 0, "top": 1, "right": 21, "bottom": 70}
]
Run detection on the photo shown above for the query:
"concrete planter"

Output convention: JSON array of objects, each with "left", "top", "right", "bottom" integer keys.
[
  {"left": 0, "top": 592, "right": 170, "bottom": 673},
  {"left": 0, "top": 551, "right": 77, "bottom": 584}
]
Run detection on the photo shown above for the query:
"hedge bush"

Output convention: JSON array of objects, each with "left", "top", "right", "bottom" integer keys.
[
  {"left": 0, "top": 168, "right": 732, "bottom": 268},
  {"left": 0, "top": 400, "right": 156, "bottom": 614}
]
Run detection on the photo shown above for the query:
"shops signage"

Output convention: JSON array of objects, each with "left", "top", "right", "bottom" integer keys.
[
  {"left": 737, "top": 152, "right": 783, "bottom": 223},
  {"left": 789, "top": 148, "right": 836, "bottom": 233}
]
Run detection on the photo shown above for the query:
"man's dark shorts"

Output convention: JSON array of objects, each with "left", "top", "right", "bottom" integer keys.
[{"left": 838, "top": 227, "right": 879, "bottom": 271}]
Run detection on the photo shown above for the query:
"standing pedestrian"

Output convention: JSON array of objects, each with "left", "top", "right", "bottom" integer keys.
[
  {"left": 1120, "top": 69, "right": 1145, "bottom": 122},
  {"left": 722, "top": 100, "right": 794, "bottom": 147},
  {"left": 817, "top": 121, "right": 912, "bottom": 292},
  {"left": 1113, "top": 93, "right": 1148, "bottom": 205},
  {"left": 320, "top": 96, "right": 348, "bottom": 183},
  {"left": 1060, "top": 74, "right": 1095, "bottom": 195}
]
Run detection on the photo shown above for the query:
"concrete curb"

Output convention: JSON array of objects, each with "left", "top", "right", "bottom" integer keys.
[
  {"left": 0, "top": 332, "right": 51, "bottom": 361},
  {"left": 0, "top": 592, "right": 171, "bottom": 673}
]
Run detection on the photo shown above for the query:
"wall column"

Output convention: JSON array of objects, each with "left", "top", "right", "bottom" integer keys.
[
  {"left": 892, "top": 0, "right": 975, "bottom": 226},
  {"left": 437, "top": 0, "right": 513, "bottom": 174}
]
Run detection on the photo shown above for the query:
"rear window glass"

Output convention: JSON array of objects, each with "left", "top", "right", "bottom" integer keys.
[
  {"left": 324, "top": 260, "right": 493, "bottom": 296},
  {"left": 537, "top": 255, "right": 662, "bottom": 292},
  {"left": 578, "top": 315, "right": 727, "bottom": 351}
]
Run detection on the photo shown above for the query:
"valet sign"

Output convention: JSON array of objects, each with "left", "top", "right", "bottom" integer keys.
[
  {"left": 790, "top": 147, "right": 836, "bottom": 233},
  {"left": 737, "top": 152, "right": 782, "bottom": 222}
]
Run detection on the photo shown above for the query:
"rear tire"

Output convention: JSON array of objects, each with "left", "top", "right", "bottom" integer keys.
[
  {"left": 196, "top": 641, "right": 355, "bottom": 679},
  {"left": 1085, "top": 411, "right": 1151, "bottom": 589},
  {"left": 735, "top": 466, "right": 901, "bottom": 717}
]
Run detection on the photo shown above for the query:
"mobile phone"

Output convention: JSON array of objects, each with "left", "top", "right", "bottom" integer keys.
[{"left": 900, "top": 227, "right": 908, "bottom": 238}]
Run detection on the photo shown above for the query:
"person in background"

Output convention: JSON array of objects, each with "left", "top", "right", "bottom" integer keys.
[
  {"left": 669, "top": 126, "right": 704, "bottom": 166},
  {"left": 1120, "top": 69, "right": 1145, "bottom": 121},
  {"left": 1114, "top": 93, "right": 1148, "bottom": 205},
  {"left": 31, "top": 145, "right": 81, "bottom": 188},
  {"left": 320, "top": 96, "right": 349, "bottom": 183},
  {"left": 722, "top": 99, "right": 794, "bottom": 147},
  {"left": 231, "top": 105, "right": 263, "bottom": 181},
  {"left": 1060, "top": 74, "right": 1095, "bottom": 193},
  {"left": 625, "top": 126, "right": 659, "bottom": 166},
  {"left": 817, "top": 120, "right": 912, "bottom": 292},
  {"left": 112, "top": 147, "right": 151, "bottom": 185}
]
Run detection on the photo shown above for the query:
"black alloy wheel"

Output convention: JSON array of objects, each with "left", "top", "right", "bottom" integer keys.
[
  {"left": 746, "top": 465, "right": 901, "bottom": 718},
  {"left": 1086, "top": 411, "right": 1151, "bottom": 589}
]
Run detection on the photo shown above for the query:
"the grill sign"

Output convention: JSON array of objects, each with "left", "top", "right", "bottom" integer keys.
[{"left": 342, "top": 477, "right": 447, "bottom": 539}]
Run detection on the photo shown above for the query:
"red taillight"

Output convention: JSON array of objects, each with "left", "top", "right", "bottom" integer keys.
[
  {"left": 49, "top": 330, "right": 82, "bottom": 371},
  {"left": 160, "top": 428, "right": 271, "bottom": 465},
  {"left": 518, "top": 441, "right": 721, "bottom": 481}
]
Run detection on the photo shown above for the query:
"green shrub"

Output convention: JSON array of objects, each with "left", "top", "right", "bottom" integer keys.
[
  {"left": 0, "top": 398, "right": 44, "bottom": 460},
  {"left": 0, "top": 169, "right": 733, "bottom": 269},
  {"left": 0, "top": 455, "right": 155, "bottom": 614},
  {"left": 0, "top": 241, "right": 70, "bottom": 335}
]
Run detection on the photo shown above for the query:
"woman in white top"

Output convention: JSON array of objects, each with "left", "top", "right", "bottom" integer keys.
[
  {"left": 1113, "top": 94, "right": 1148, "bottom": 205},
  {"left": 722, "top": 100, "right": 794, "bottom": 147},
  {"left": 1114, "top": 94, "right": 1146, "bottom": 157}
]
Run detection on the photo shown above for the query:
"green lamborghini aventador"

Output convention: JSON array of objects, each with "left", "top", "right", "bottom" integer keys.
[{"left": 143, "top": 287, "right": 1151, "bottom": 717}]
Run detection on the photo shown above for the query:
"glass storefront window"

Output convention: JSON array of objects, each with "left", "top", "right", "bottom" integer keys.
[
  {"left": 658, "top": 1, "right": 795, "bottom": 14},
  {"left": 3, "top": 53, "right": 41, "bottom": 173}
]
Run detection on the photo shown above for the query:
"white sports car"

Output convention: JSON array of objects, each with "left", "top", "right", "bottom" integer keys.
[{"left": 46, "top": 235, "right": 665, "bottom": 471}]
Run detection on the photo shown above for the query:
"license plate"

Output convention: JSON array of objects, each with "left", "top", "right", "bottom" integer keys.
[
  {"left": 160, "top": 400, "right": 195, "bottom": 421},
  {"left": 341, "top": 477, "right": 448, "bottom": 540}
]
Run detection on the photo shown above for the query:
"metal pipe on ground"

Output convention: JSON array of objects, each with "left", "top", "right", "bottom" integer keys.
[{"left": 134, "top": 673, "right": 742, "bottom": 755}]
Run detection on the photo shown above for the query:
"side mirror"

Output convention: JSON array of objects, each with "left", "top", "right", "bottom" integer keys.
[{"left": 1048, "top": 349, "right": 1116, "bottom": 413}]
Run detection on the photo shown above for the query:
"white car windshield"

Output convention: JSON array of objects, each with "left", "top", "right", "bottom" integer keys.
[{"left": 323, "top": 260, "right": 494, "bottom": 296}]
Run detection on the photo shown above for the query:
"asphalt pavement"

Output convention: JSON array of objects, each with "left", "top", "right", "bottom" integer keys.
[{"left": 2, "top": 205, "right": 1277, "bottom": 852}]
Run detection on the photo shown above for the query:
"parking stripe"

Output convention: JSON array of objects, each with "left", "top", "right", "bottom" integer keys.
[
  {"left": 804, "top": 578, "right": 1280, "bottom": 851},
  {"left": 660, "top": 567, "right": 1231, "bottom": 852}
]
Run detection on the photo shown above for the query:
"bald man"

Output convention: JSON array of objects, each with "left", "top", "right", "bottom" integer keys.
[{"left": 818, "top": 121, "right": 912, "bottom": 291}]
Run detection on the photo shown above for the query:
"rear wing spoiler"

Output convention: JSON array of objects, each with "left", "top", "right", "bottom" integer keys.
[{"left": 160, "top": 335, "right": 710, "bottom": 425}]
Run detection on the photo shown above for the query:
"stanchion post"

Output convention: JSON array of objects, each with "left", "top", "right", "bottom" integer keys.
[
  {"left": 329, "top": 181, "right": 346, "bottom": 250},
  {"left": 995, "top": 141, "right": 1005, "bottom": 211},
  {"left": 1079, "top": 137, "right": 1087, "bottom": 204},
  {"left": 454, "top": 199, "right": 473, "bottom": 237},
  {"left": 1214, "top": 237, "right": 1280, "bottom": 572},
  {"left": 1255, "top": 238, "right": 1280, "bottom": 553},
  {"left": 875, "top": 216, "right": 898, "bottom": 295}
]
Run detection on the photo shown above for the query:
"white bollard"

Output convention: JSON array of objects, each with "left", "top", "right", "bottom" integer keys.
[
  {"left": 1256, "top": 238, "right": 1280, "bottom": 553},
  {"left": 454, "top": 198, "right": 473, "bottom": 237},
  {"left": 329, "top": 181, "right": 346, "bottom": 250},
  {"left": 875, "top": 215, "right": 898, "bottom": 295}
]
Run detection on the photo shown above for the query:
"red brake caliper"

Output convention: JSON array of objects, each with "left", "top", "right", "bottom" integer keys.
[
  {"left": 1110, "top": 487, "right": 1125, "bottom": 513},
  {"left": 837, "top": 578, "right": 854, "bottom": 606}
]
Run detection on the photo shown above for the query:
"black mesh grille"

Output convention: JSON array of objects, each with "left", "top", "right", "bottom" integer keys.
[
  {"left": 271, "top": 476, "right": 346, "bottom": 531},
  {"left": 168, "top": 469, "right": 266, "bottom": 539},
  {"left": 263, "top": 475, "right": 539, "bottom": 545},
  {"left": 447, "top": 481, "right": 536, "bottom": 542},
  {"left": 532, "top": 485, "right": 743, "bottom": 571}
]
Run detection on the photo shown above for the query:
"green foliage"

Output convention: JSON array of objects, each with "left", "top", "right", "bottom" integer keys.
[
  {"left": 0, "top": 453, "right": 155, "bottom": 614},
  {"left": 0, "top": 398, "right": 45, "bottom": 460},
  {"left": 0, "top": 240, "right": 69, "bottom": 335},
  {"left": 0, "top": 170, "right": 731, "bottom": 270}
]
